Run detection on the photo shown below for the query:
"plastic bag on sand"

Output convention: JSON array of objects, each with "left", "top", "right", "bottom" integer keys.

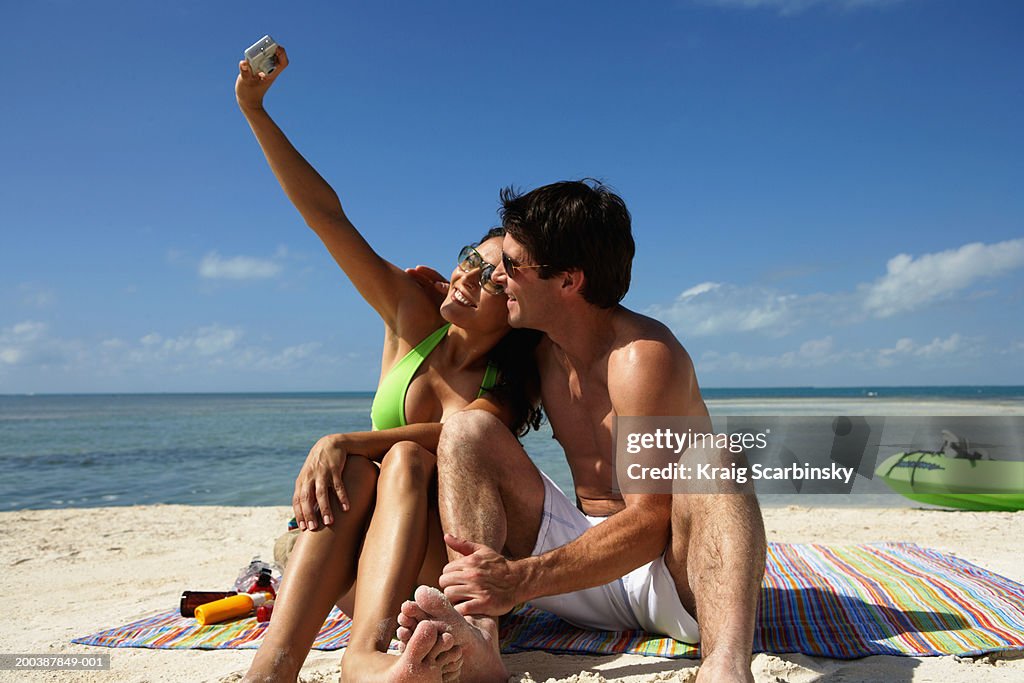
[{"left": 233, "top": 557, "right": 283, "bottom": 593}]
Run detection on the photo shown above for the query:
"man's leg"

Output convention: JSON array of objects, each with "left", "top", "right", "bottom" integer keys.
[
  {"left": 402, "top": 410, "right": 547, "bottom": 683},
  {"left": 666, "top": 447, "right": 766, "bottom": 683},
  {"left": 436, "top": 411, "right": 546, "bottom": 557}
]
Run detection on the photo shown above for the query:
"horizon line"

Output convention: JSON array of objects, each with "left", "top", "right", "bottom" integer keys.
[{"left": 3, "top": 385, "right": 1024, "bottom": 398}]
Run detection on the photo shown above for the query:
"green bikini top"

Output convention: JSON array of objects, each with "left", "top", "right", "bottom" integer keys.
[{"left": 370, "top": 323, "right": 499, "bottom": 431}]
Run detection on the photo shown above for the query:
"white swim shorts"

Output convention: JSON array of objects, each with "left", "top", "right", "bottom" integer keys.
[{"left": 525, "top": 472, "right": 700, "bottom": 643}]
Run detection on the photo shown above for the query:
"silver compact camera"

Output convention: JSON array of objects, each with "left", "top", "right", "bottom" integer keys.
[{"left": 244, "top": 35, "right": 279, "bottom": 76}]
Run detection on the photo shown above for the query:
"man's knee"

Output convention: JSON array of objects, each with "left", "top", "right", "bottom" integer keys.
[
  {"left": 437, "top": 409, "right": 507, "bottom": 469},
  {"left": 675, "top": 446, "right": 756, "bottom": 498}
]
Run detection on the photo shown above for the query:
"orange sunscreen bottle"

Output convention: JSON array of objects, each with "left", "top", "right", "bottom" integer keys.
[{"left": 194, "top": 592, "right": 271, "bottom": 626}]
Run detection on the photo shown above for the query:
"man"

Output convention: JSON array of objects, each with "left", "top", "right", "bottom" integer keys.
[{"left": 399, "top": 180, "right": 766, "bottom": 683}]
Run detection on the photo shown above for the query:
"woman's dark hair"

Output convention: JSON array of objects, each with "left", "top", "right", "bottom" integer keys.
[
  {"left": 500, "top": 179, "right": 634, "bottom": 308},
  {"left": 475, "top": 227, "right": 545, "bottom": 437}
]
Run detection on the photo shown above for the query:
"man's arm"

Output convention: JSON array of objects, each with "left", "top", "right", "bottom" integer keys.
[
  {"left": 514, "top": 493, "right": 671, "bottom": 601},
  {"left": 442, "top": 333, "right": 707, "bottom": 614},
  {"left": 441, "top": 488, "right": 669, "bottom": 615},
  {"left": 518, "top": 337, "right": 706, "bottom": 598}
]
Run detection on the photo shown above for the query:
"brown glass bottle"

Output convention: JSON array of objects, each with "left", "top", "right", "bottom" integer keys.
[{"left": 180, "top": 591, "right": 238, "bottom": 618}]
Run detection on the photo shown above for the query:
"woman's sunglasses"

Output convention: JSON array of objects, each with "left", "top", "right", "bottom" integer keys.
[{"left": 458, "top": 246, "right": 504, "bottom": 295}]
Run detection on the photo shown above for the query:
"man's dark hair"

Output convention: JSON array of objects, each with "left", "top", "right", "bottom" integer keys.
[{"left": 499, "top": 179, "right": 635, "bottom": 308}]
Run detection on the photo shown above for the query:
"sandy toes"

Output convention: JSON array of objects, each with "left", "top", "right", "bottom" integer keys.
[
  {"left": 397, "top": 586, "right": 509, "bottom": 683},
  {"left": 342, "top": 619, "right": 462, "bottom": 683}
]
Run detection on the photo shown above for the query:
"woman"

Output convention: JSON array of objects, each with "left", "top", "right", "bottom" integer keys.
[{"left": 235, "top": 48, "right": 540, "bottom": 683}]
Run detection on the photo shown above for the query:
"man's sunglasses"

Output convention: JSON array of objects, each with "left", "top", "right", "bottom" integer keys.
[
  {"left": 458, "top": 246, "right": 504, "bottom": 295},
  {"left": 501, "top": 252, "right": 549, "bottom": 278}
]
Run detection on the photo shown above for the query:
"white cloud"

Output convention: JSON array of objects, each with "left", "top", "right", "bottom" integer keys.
[
  {"left": 118, "top": 328, "right": 331, "bottom": 378},
  {"left": 697, "top": 0, "right": 907, "bottom": 16},
  {"left": 876, "top": 333, "right": 971, "bottom": 367},
  {"left": 699, "top": 336, "right": 843, "bottom": 373},
  {"left": 232, "top": 342, "right": 323, "bottom": 371},
  {"left": 11, "top": 321, "right": 46, "bottom": 339},
  {"left": 199, "top": 252, "right": 282, "bottom": 280},
  {"left": 699, "top": 333, "right": 975, "bottom": 375},
  {"left": 797, "top": 335, "right": 834, "bottom": 360},
  {"left": 649, "top": 238, "right": 1024, "bottom": 341},
  {"left": 680, "top": 282, "right": 721, "bottom": 298},
  {"left": 193, "top": 326, "right": 243, "bottom": 355},
  {"left": 878, "top": 337, "right": 915, "bottom": 360},
  {"left": 915, "top": 334, "right": 961, "bottom": 358},
  {"left": 0, "top": 319, "right": 349, "bottom": 393},
  {"left": 863, "top": 239, "right": 1024, "bottom": 318},
  {"left": 129, "top": 325, "right": 243, "bottom": 360},
  {"left": 0, "top": 321, "right": 80, "bottom": 369},
  {"left": 647, "top": 283, "right": 811, "bottom": 337},
  {"left": 1, "top": 321, "right": 46, "bottom": 364}
]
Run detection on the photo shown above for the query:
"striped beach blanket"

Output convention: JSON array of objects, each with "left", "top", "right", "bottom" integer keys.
[{"left": 73, "top": 543, "right": 1024, "bottom": 659}]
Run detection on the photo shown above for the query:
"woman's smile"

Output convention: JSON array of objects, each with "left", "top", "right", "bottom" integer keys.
[{"left": 452, "top": 287, "right": 476, "bottom": 308}]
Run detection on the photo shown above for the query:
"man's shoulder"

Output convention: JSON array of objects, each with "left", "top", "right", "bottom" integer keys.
[
  {"left": 609, "top": 308, "right": 691, "bottom": 369},
  {"left": 606, "top": 308, "right": 704, "bottom": 416},
  {"left": 610, "top": 307, "right": 700, "bottom": 403}
]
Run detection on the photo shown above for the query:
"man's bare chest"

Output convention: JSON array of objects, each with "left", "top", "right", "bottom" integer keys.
[{"left": 541, "top": 368, "right": 615, "bottom": 464}]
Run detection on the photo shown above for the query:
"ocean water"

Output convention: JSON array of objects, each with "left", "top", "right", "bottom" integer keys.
[{"left": 1, "top": 388, "right": 1022, "bottom": 512}]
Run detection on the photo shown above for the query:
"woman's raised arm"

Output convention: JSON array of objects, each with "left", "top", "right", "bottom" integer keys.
[{"left": 236, "top": 47, "right": 426, "bottom": 328}]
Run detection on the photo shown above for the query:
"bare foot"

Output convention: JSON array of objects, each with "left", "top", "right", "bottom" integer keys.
[
  {"left": 394, "top": 603, "right": 465, "bottom": 680},
  {"left": 695, "top": 651, "right": 754, "bottom": 683},
  {"left": 438, "top": 642, "right": 463, "bottom": 683},
  {"left": 342, "top": 619, "right": 460, "bottom": 683},
  {"left": 398, "top": 586, "right": 508, "bottom": 683}
]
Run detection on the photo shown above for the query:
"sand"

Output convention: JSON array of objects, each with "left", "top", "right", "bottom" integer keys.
[{"left": 2, "top": 504, "right": 1023, "bottom": 682}]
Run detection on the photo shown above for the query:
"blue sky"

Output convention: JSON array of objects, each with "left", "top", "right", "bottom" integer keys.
[{"left": 2, "top": 0, "right": 1022, "bottom": 393}]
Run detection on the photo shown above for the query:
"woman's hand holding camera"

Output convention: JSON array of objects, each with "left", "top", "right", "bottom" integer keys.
[{"left": 236, "top": 45, "right": 289, "bottom": 112}]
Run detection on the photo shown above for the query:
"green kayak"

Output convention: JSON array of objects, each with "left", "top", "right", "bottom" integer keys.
[{"left": 875, "top": 451, "right": 1024, "bottom": 511}]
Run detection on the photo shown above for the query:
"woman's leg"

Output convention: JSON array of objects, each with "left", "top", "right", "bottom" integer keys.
[
  {"left": 244, "top": 455, "right": 379, "bottom": 683},
  {"left": 340, "top": 441, "right": 452, "bottom": 683}
]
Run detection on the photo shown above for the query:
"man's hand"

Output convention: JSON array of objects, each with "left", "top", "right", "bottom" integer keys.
[
  {"left": 292, "top": 433, "right": 350, "bottom": 531},
  {"left": 235, "top": 45, "right": 290, "bottom": 112},
  {"left": 405, "top": 265, "right": 450, "bottom": 308},
  {"left": 438, "top": 534, "right": 524, "bottom": 617}
]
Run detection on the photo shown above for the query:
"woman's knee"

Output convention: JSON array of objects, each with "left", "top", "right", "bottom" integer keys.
[{"left": 379, "top": 441, "right": 435, "bottom": 489}]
